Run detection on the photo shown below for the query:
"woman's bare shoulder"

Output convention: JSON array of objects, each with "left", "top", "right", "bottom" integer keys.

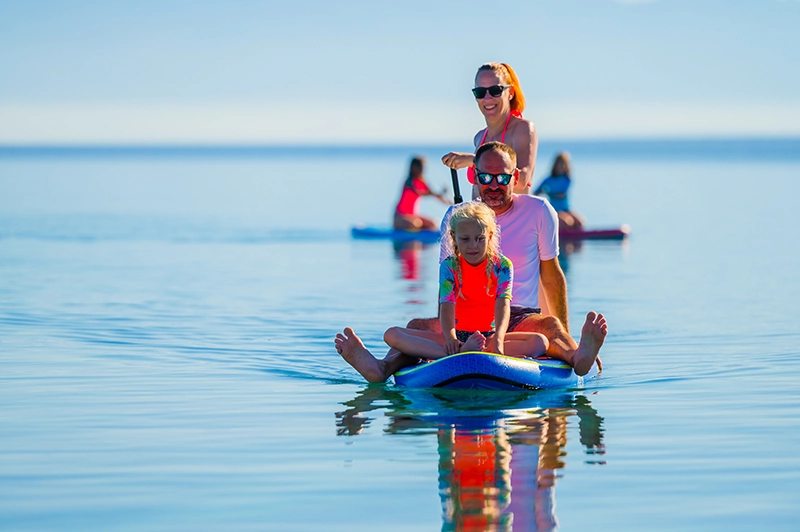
[
  {"left": 509, "top": 115, "right": 536, "bottom": 137},
  {"left": 472, "top": 128, "right": 486, "bottom": 147},
  {"left": 508, "top": 118, "right": 536, "bottom": 150}
]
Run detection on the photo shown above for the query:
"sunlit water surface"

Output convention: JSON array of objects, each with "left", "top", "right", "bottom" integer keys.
[{"left": 1, "top": 141, "right": 799, "bottom": 531}]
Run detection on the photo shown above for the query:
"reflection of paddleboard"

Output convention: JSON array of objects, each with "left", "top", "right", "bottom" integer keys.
[
  {"left": 393, "top": 351, "right": 598, "bottom": 391},
  {"left": 351, "top": 225, "right": 440, "bottom": 243},
  {"left": 559, "top": 224, "right": 630, "bottom": 241}
]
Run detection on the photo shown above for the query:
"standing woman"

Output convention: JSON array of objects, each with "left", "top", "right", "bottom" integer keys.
[{"left": 442, "top": 63, "right": 538, "bottom": 195}]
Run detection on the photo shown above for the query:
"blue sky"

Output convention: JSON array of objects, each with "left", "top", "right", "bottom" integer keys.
[{"left": 1, "top": 0, "right": 798, "bottom": 144}]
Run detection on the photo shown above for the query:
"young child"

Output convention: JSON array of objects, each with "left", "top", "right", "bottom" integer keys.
[{"left": 382, "top": 202, "right": 548, "bottom": 360}]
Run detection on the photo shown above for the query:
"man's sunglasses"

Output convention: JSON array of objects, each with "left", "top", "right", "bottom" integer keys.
[
  {"left": 475, "top": 171, "right": 513, "bottom": 186},
  {"left": 471, "top": 85, "right": 511, "bottom": 99}
]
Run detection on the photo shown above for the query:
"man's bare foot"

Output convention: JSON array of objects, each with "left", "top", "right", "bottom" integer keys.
[
  {"left": 335, "top": 327, "right": 387, "bottom": 383},
  {"left": 460, "top": 331, "right": 487, "bottom": 353},
  {"left": 572, "top": 312, "right": 607, "bottom": 376}
]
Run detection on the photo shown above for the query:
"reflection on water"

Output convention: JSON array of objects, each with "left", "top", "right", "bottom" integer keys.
[
  {"left": 392, "top": 239, "right": 440, "bottom": 307},
  {"left": 393, "top": 240, "right": 426, "bottom": 281},
  {"left": 336, "top": 387, "right": 605, "bottom": 531},
  {"left": 558, "top": 241, "right": 581, "bottom": 273},
  {"left": 387, "top": 230, "right": 631, "bottom": 284}
]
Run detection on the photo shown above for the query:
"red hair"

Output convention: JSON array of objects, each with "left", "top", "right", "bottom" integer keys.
[{"left": 476, "top": 63, "right": 526, "bottom": 115}]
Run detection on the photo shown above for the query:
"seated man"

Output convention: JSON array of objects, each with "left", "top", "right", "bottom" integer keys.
[{"left": 336, "top": 142, "right": 606, "bottom": 381}]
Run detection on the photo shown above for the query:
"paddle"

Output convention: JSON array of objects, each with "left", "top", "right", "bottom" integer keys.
[{"left": 450, "top": 168, "right": 463, "bottom": 204}]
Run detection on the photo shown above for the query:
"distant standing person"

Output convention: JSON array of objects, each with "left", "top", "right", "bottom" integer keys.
[
  {"left": 394, "top": 156, "right": 450, "bottom": 231},
  {"left": 442, "top": 62, "right": 538, "bottom": 196},
  {"left": 534, "top": 152, "right": 585, "bottom": 231}
]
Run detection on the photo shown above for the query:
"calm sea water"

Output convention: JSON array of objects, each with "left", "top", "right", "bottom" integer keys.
[{"left": 1, "top": 140, "right": 799, "bottom": 531}]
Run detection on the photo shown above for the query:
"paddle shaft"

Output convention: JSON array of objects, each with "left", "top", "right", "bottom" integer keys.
[{"left": 450, "top": 168, "right": 463, "bottom": 204}]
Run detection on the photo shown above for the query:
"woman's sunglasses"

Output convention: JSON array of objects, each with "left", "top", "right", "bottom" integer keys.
[
  {"left": 471, "top": 85, "right": 511, "bottom": 99},
  {"left": 475, "top": 171, "right": 513, "bottom": 186}
]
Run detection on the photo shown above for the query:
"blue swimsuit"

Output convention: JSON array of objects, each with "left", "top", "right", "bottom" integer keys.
[{"left": 534, "top": 174, "right": 571, "bottom": 212}]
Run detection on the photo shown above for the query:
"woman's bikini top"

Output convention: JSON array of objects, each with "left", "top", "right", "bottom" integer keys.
[{"left": 467, "top": 111, "right": 518, "bottom": 184}]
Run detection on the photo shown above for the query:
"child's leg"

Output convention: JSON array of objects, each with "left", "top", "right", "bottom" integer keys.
[
  {"left": 496, "top": 331, "right": 549, "bottom": 358},
  {"left": 383, "top": 326, "right": 448, "bottom": 360}
]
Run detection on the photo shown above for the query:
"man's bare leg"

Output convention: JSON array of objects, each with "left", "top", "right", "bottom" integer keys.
[
  {"left": 510, "top": 311, "right": 606, "bottom": 375},
  {"left": 380, "top": 317, "right": 441, "bottom": 375},
  {"left": 335, "top": 327, "right": 389, "bottom": 383},
  {"left": 383, "top": 327, "right": 448, "bottom": 360},
  {"left": 380, "top": 350, "right": 417, "bottom": 377}
]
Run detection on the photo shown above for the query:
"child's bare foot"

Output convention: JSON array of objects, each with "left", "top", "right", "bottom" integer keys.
[
  {"left": 460, "top": 331, "right": 487, "bottom": 353},
  {"left": 572, "top": 312, "right": 607, "bottom": 376},
  {"left": 335, "top": 327, "right": 387, "bottom": 383}
]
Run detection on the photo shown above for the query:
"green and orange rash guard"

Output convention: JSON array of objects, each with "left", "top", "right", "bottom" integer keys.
[{"left": 439, "top": 253, "right": 513, "bottom": 332}]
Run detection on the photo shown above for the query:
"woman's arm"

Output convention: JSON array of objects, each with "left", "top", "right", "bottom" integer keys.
[
  {"left": 441, "top": 130, "right": 483, "bottom": 170},
  {"left": 533, "top": 176, "right": 547, "bottom": 196},
  {"left": 416, "top": 177, "right": 452, "bottom": 205},
  {"left": 441, "top": 151, "right": 475, "bottom": 170},
  {"left": 510, "top": 119, "right": 538, "bottom": 195}
]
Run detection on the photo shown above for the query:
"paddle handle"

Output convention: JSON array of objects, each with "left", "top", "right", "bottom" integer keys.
[{"left": 450, "top": 168, "right": 463, "bottom": 204}]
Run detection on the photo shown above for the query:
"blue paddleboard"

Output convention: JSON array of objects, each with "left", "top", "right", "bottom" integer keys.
[
  {"left": 351, "top": 225, "right": 440, "bottom": 243},
  {"left": 393, "top": 351, "right": 598, "bottom": 391}
]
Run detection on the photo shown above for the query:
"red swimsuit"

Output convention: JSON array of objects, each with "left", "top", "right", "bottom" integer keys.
[
  {"left": 467, "top": 112, "right": 515, "bottom": 184},
  {"left": 395, "top": 176, "right": 432, "bottom": 216}
]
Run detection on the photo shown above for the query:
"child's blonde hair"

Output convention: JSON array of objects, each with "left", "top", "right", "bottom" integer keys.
[{"left": 447, "top": 202, "right": 501, "bottom": 297}]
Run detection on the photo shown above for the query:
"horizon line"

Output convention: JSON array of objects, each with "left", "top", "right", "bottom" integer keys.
[
  {"left": 1, "top": 135, "right": 800, "bottom": 149},
  {"left": 2, "top": 138, "right": 798, "bottom": 162}
]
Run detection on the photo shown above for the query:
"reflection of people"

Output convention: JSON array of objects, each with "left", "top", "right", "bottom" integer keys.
[
  {"left": 380, "top": 202, "right": 549, "bottom": 361},
  {"left": 534, "top": 152, "right": 585, "bottom": 231},
  {"left": 334, "top": 387, "right": 606, "bottom": 531},
  {"left": 394, "top": 156, "right": 450, "bottom": 231},
  {"left": 441, "top": 62, "right": 538, "bottom": 196},
  {"left": 335, "top": 143, "right": 607, "bottom": 382},
  {"left": 439, "top": 428, "right": 512, "bottom": 531},
  {"left": 393, "top": 240, "right": 422, "bottom": 281}
]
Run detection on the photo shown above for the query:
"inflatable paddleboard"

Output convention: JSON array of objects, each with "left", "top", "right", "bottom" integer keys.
[
  {"left": 393, "top": 351, "right": 598, "bottom": 391},
  {"left": 351, "top": 225, "right": 440, "bottom": 243},
  {"left": 352, "top": 225, "right": 627, "bottom": 242},
  {"left": 560, "top": 224, "right": 630, "bottom": 241}
]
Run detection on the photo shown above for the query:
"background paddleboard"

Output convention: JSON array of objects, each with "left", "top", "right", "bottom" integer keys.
[
  {"left": 351, "top": 225, "right": 440, "bottom": 243},
  {"left": 560, "top": 224, "right": 630, "bottom": 240},
  {"left": 352, "top": 224, "right": 629, "bottom": 242}
]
